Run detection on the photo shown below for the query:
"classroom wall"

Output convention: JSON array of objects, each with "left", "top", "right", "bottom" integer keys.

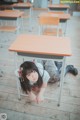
[
  {"left": 9, "top": 0, "right": 60, "bottom": 8},
  {"left": 33, "top": 0, "right": 42, "bottom": 8},
  {"left": 9, "top": 0, "right": 17, "bottom": 2},
  {"left": 41, "top": 0, "right": 48, "bottom": 8},
  {"left": 33, "top": 0, "right": 60, "bottom": 8},
  {"left": 52, "top": 0, "right": 60, "bottom": 4}
]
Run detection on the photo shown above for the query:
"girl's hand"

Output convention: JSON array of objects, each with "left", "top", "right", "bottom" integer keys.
[
  {"left": 36, "top": 95, "right": 44, "bottom": 103},
  {"left": 36, "top": 85, "right": 47, "bottom": 103},
  {"left": 29, "top": 92, "right": 37, "bottom": 102}
]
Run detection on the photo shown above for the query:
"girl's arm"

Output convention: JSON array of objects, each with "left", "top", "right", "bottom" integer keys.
[{"left": 37, "top": 83, "right": 47, "bottom": 103}]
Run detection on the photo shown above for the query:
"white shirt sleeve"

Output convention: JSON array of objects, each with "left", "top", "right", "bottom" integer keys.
[
  {"left": 42, "top": 70, "right": 50, "bottom": 83},
  {"left": 35, "top": 62, "right": 50, "bottom": 83}
]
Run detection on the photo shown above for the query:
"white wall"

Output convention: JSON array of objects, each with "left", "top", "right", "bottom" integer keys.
[
  {"left": 41, "top": 0, "right": 48, "bottom": 8},
  {"left": 11, "top": 0, "right": 17, "bottom": 2},
  {"left": 52, "top": 0, "right": 60, "bottom": 4},
  {"left": 33, "top": 0, "right": 60, "bottom": 8},
  {"left": 6, "top": 0, "right": 17, "bottom": 2},
  {"left": 33, "top": 0, "right": 42, "bottom": 8}
]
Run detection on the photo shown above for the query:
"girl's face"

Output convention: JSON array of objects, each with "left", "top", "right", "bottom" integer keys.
[{"left": 26, "top": 70, "right": 38, "bottom": 83}]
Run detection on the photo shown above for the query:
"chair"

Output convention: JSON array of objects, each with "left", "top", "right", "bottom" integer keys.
[
  {"left": 0, "top": 10, "right": 22, "bottom": 35},
  {"left": 0, "top": 22, "right": 18, "bottom": 33},
  {"left": 39, "top": 16, "right": 63, "bottom": 36},
  {"left": 4, "top": 9, "right": 30, "bottom": 30}
]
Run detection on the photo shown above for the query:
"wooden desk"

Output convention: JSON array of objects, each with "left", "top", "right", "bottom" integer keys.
[
  {"left": 0, "top": 10, "right": 24, "bottom": 34},
  {"left": 39, "top": 12, "right": 70, "bottom": 23},
  {"left": 12, "top": 3, "right": 32, "bottom": 16},
  {"left": 0, "top": 10, "right": 23, "bottom": 19},
  {"left": 12, "top": 3, "right": 32, "bottom": 29},
  {"left": 39, "top": 12, "right": 70, "bottom": 35},
  {"left": 9, "top": 34, "right": 72, "bottom": 105},
  {"left": 0, "top": 5, "right": 12, "bottom": 10},
  {"left": 12, "top": 3, "right": 32, "bottom": 9},
  {"left": 48, "top": 4, "right": 70, "bottom": 13}
]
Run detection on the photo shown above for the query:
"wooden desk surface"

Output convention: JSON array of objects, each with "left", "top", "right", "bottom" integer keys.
[
  {"left": 0, "top": 10, "right": 24, "bottom": 18},
  {"left": 0, "top": 5, "right": 12, "bottom": 10},
  {"left": 9, "top": 34, "right": 72, "bottom": 57},
  {"left": 12, "top": 3, "right": 32, "bottom": 8},
  {"left": 39, "top": 12, "right": 70, "bottom": 20},
  {"left": 48, "top": 4, "right": 70, "bottom": 8}
]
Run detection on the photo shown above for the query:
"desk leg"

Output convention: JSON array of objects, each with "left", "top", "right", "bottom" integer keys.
[
  {"left": 48, "top": 8, "right": 50, "bottom": 12},
  {"left": 64, "top": 21, "right": 67, "bottom": 35},
  {"left": 29, "top": 7, "right": 32, "bottom": 31},
  {"left": 58, "top": 56, "right": 66, "bottom": 106},
  {"left": 30, "top": 7, "right": 32, "bottom": 17},
  {"left": 16, "top": 18, "right": 20, "bottom": 35},
  {"left": 38, "top": 25, "right": 41, "bottom": 35},
  {"left": 66, "top": 8, "right": 69, "bottom": 13},
  {"left": 62, "top": 21, "right": 67, "bottom": 36},
  {"left": 14, "top": 52, "right": 21, "bottom": 100}
]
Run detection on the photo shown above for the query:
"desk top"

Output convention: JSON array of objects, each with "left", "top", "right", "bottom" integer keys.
[
  {"left": 48, "top": 4, "right": 70, "bottom": 9},
  {"left": 39, "top": 12, "right": 70, "bottom": 20},
  {"left": 9, "top": 34, "right": 72, "bottom": 57},
  {"left": 0, "top": 10, "right": 24, "bottom": 18},
  {"left": 12, "top": 3, "right": 32, "bottom": 8}
]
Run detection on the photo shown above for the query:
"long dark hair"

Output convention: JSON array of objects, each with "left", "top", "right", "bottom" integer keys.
[{"left": 19, "top": 61, "right": 43, "bottom": 93}]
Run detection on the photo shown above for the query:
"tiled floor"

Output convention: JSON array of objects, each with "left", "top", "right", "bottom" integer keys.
[{"left": 0, "top": 9, "right": 80, "bottom": 120}]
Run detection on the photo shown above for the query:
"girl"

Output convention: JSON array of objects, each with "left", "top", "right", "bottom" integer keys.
[{"left": 18, "top": 61, "right": 50, "bottom": 103}]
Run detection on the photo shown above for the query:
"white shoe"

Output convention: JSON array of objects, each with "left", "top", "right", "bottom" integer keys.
[{"left": 0, "top": 113, "right": 7, "bottom": 120}]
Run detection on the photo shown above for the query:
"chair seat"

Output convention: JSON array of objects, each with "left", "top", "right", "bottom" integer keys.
[
  {"left": 0, "top": 26, "right": 17, "bottom": 32},
  {"left": 21, "top": 14, "right": 29, "bottom": 18},
  {"left": 43, "top": 28, "right": 62, "bottom": 36}
]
